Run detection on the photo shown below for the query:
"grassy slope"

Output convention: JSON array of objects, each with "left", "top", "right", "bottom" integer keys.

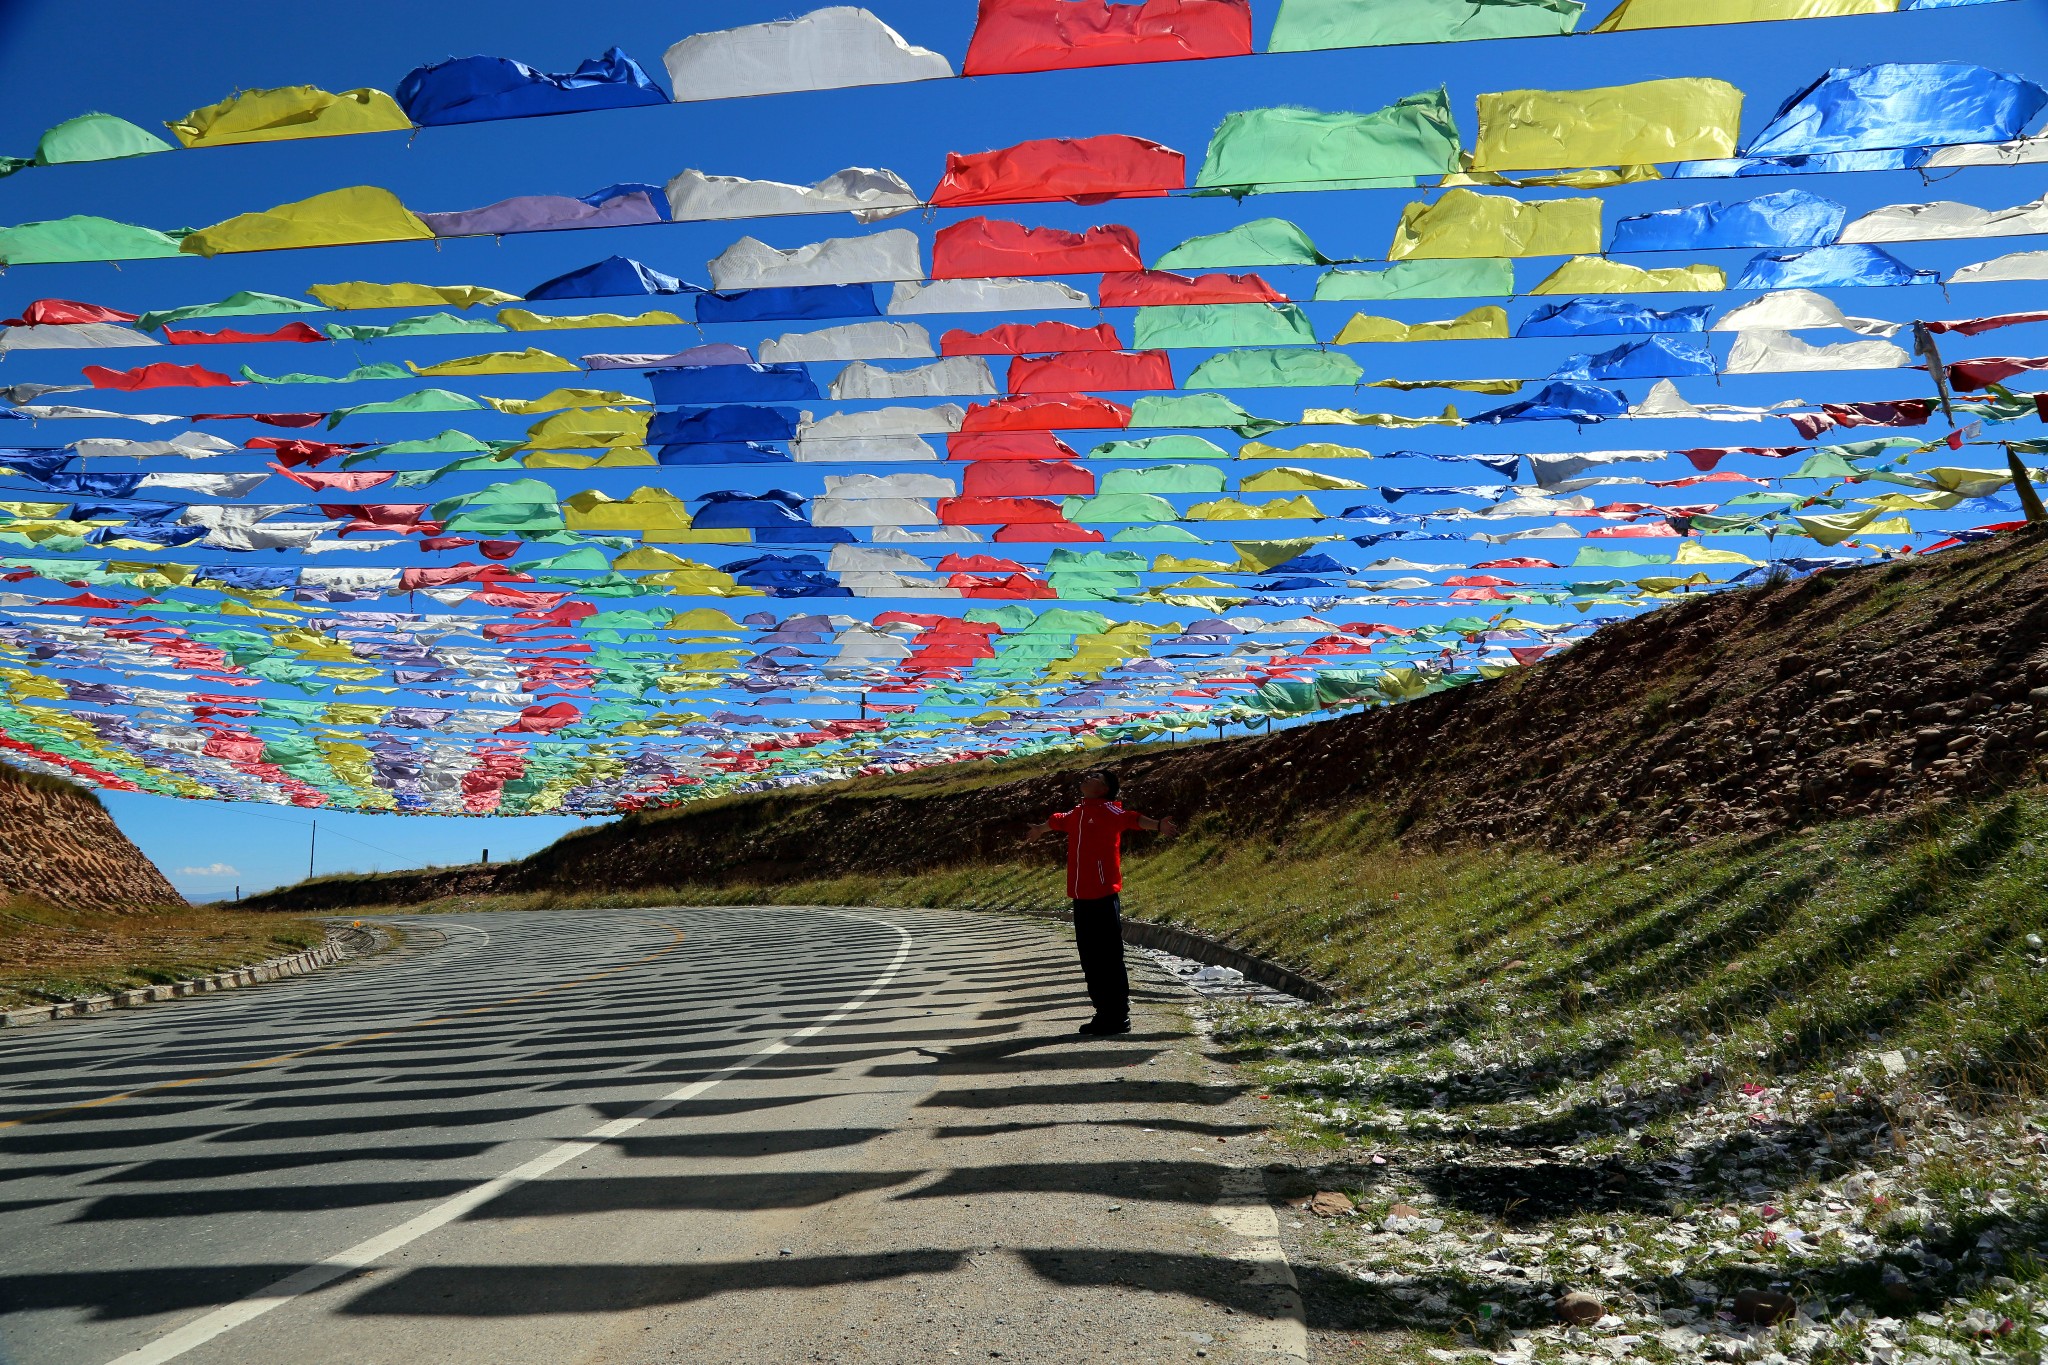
[
  {"left": 256, "top": 525, "right": 2048, "bottom": 917},
  {"left": 377, "top": 791, "right": 2048, "bottom": 1361},
  {"left": 228, "top": 535, "right": 2048, "bottom": 1359},
  {"left": 400, "top": 788, "right": 2048, "bottom": 1096},
  {"left": 0, "top": 902, "right": 327, "bottom": 1011}
]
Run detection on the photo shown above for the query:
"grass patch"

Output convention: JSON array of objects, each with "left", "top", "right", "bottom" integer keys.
[
  {"left": 372, "top": 787, "right": 2048, "bottom": 1099},
  {"left": 0, "top": 902, "right": 327, "bottom": 1010},
  {"left": 263, "top": 787, "right": 2048, "bottom": 1359}
]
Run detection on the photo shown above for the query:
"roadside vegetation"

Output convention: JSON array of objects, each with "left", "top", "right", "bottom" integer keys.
[
  {"left": 184, "top": 530, "right": 2048, "bottom": 1362},
  {"left": 0, "top": 901, "right": 326, "bottom": 1011},
  {"left": 364, "top": 788, "right": 2048, "bottom": 1363}
]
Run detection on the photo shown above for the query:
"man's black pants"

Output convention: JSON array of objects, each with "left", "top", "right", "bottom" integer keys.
[{"left": 1071, "top": 895, "right": 1130, "bottom": 1023}]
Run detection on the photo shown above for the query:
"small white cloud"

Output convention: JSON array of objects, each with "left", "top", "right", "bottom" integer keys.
[{"left": 178, "top": 863, "right": 239, "bottom": 877}]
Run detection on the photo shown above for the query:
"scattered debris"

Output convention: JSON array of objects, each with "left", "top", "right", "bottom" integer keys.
[
  {"left": 1555, "top": 1292, "right": 1605, "bottom": 1326},
  {"left": 1732, "top": 1289, "right": 1797, "bottom": 1325},
  {"left": 1139, "top": 946, "right": 1304, "bottom": 1007},
  {"left": 1307, "top": 1191, "right": 1355, "bottom": 1217}
]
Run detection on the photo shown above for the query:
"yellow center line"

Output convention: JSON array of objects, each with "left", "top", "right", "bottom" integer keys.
[{"left": 0, "top": 925, "right": 689, "bottom": 1131}]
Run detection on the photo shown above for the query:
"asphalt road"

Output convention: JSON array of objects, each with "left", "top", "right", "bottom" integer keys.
[{"left": 0, "top": 906, "right": 1305, "bottom": 1365}]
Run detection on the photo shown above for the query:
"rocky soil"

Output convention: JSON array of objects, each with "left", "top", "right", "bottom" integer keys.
[
  {"left": 0, "top": 766, "right": 182, "bottom": 911},
  {"left": 1222, "top": 993, "right": 2048, "bottom": 1365}
]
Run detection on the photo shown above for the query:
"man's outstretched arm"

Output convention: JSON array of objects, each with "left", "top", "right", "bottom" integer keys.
[
  {"left": 1020, "top": 819, "right": 1058, "bottom": 838},
  {"left": 1135, "top": 813, "right": 1179, "bottom": 838}
]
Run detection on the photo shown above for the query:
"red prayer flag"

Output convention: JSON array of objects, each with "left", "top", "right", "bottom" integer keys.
[
  {"left": 930, "top": 134, "right": 1185, "bottom": 207},
  {"left": 993, "top": 517, "right": 1105, "bottom": 542},
  {"left": 1007, "top": 349, "right": 1174, "bottom": 394},
  {"left": 939, "top": 495, "right": 1069, "bottom": 524},
  {"left": 1946, "top": 356, "right": 2048, "bottom": 392},
  {"left": 4, "top": 299, "right": 139, "bottom": 326},
  {"left": 1790, "top": 401, "right": 1934, "bottom": 440},
  {"left": 963, "top": 0, "right": 1252, "bottom": 75},
  {"left": 946, "top": 431, "right": 1082, "bottom": 461},
  {"left": 1922, "top": 311, "right": 2048, "bottom": 338},
  {"left": 247, "top": 437, "right": 364, "bottom": 466},
  {"left": 267, "top": 463, "right": 395, "bottom": 492},
  {"left": 497, "top": 702, "right": 580, "bottom": 735},
  {"left": 932, "top": 218, "right": 1142, "bottom": 278},
  {"left": 193, "top": 412, "right": 328, "bottom": 427},
  {"left": 1098, "top": 269, "right": 1285, "bottom": 306},
  {"left": 959, "top": 459, "right": 1096, "bottom": 496},
  {"left": 83, "top": 362, "right": 241, "bottom": 391},
  {"left": 163, "top": 322, "right": 327, "bottom": 345},
  {"left": 942, "top": 321, "right": 1124, "bottom": 356},
  {"left": 961, "top": 394, "right": 1133, "bottom": 430}
]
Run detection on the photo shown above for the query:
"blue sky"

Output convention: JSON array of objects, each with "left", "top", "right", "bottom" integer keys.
[{"left": 0, "top": 0, "right": 2043, "bottom": 899}]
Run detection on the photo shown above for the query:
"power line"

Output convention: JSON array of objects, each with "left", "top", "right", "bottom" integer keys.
[{"left": 225, "top": 805, "right": 417, "bottom": 863}]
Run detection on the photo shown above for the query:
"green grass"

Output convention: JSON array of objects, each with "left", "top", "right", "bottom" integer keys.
[
  {"left": 0, "top": 901, "right": 327, "bottom": 1010},
  {"left": 0, "top": 761, "right": 102, "bottom": 805},
  {"left": 281, "top": 788, "right": 2048, "bottom": 1358},
  {"left": 374, "top": 788, "right": 2048, "bottom": 1099}
]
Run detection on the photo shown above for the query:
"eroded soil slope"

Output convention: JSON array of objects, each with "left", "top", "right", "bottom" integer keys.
[{"left": 0, "top": 766, "right": 183, "bottom": 911}]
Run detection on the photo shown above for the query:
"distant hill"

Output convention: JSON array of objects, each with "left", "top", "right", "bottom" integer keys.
[{"left": 248, "top": 524, "right": 2048, "bottom": 913}]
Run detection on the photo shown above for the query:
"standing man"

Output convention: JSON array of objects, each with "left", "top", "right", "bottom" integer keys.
[{"left": 1022, "top": 770, "right": 1178, "bottom": 1035}]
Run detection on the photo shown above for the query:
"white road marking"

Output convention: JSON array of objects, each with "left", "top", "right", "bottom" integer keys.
[
  {"left": 107, "top": 911, "right": 914, "bottom": 1365},
  {"left": 436, "top": 921, "right": 492, "bottom": 949},
  {"left": 1212, "top": 1168, "right": 1310, "bottom": 1361}
]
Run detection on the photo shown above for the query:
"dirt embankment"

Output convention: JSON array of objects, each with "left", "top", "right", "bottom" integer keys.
[
  {"left": 0, "top": 767, "right": 184, "bottom": 911},
  {"left": 248, "top": 526, "right": 2048, "bottom": 913}
]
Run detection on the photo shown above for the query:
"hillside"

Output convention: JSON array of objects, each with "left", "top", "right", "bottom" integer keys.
[
  {"left": 251, "top": 524, "right": 2048, "bottom": 913},
  {"left": 0, "top": 764, "right": 183, "bottom": 912},
  {"left": 233, "top": 533, "right": 2048, "bottom": 1364}
]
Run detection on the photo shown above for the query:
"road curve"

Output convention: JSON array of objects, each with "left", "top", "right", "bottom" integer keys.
[{"left": 0, "top": 906, "right": 1303, "bottom": 1365}]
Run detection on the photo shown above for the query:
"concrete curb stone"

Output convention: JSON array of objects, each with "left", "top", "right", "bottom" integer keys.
[
  {"left": 971, "top": 903, "right": 1335, "bottom": 1003},
  {"left": 0, "top": 934, "right": 352, "bottom": 1029}
]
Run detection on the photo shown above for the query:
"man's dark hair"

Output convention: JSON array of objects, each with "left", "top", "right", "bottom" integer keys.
[{"left": 1083, "top": 769, "right": 1120, "bottom": 799}]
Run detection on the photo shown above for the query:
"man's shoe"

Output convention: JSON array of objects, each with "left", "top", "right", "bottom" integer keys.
[{"left": 1077, "top": 1017, "right": 1131, "bottom": 1036}]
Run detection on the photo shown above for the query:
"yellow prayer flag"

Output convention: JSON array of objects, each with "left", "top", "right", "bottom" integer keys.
[
  {"left": 1529, "top": 257, "right": 1726, "bottom": 294},
  {"left": 408, "top": 349, "right": 578, "bottom": 377},
  {"left": 1333, "top": 305, "right": 1510, "bottom": 343},
  {"left": 1388, "top": 190, "right": 1601, "bottom": 260},
  {"left": 168, "top": 86, "right": 410, "bottom": 147},
  {"left": 1473, "top": 78, "right": 1743, "bottom": 171},
  {"left": 183, "top": 187, "right": 434, "bottom": 257},
  {"left": 1594, "top": 0, "right": 1893, "bottom": 31},
  {"left": 309, "top": 281, "right": 521, "bottom": 310}
]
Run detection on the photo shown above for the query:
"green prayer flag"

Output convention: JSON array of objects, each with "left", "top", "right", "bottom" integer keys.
[
  {"left": 1062, "top": 494, "right": 1179, "bottom": 524},
  {"left": 1132, "top": 303, "right": 1317, "bottom": 350},
  {"left": 328, "top": 388, "right": 485, "bottom": 427},
  {"left": 1128, "top": 394, "right": 1263, "bottom": 430},
  {"left": 241, "top": 362, "right": 411, "bottom": 385},
  {"left": 1099, "top": 464, "right": 1231, "bottom": 494},
  {"left": 34, "top": 113, "right": 174, "bottom": 166},
  {"left": 1268, "top": 0, "right": 1582, "bottom": 50},
  {"left": 1185, "top": 349, "right": 1364, "bottom": 389},
  {"left": 1089, "top": 435, "right": 1233, "bottom": 461},
  {"left": 324, "top": 312, "right": 508, "bottom": 342},
  {"left": 139, "top": 291, "right": 325, "bottom": 332},
  {"left": 1155, "top": 218, "right": 1331, "bottom": 269},
  {"left": 0, "top": 215, "right": 189, "bottom": 264},
  {"left": 1193, "top": 91, "right": 1463, "bottom": 195}
]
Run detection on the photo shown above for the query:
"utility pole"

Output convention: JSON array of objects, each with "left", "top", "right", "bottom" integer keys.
[
  {"left": 308, "top": 819, "right": 317, "bottom": 879},
  {"left": 482, "top": 848, "right": 490, "bottom": 865}
]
